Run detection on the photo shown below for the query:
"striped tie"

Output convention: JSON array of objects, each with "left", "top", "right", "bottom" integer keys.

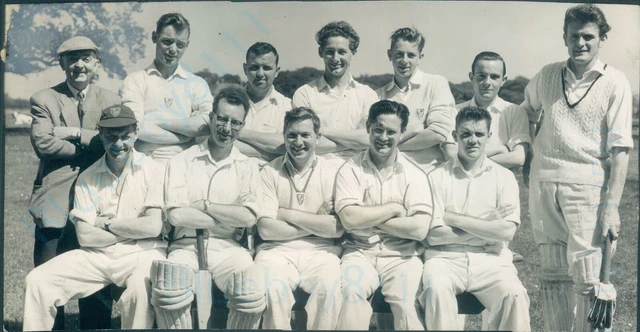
[{"left": 77, "top": 91, "right": 85, "bottom": 124}]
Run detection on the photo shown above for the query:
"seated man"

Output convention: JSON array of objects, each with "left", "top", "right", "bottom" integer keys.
[
  {"left": 23, "top": 105, "right": 167, "bottom": 330},
  {"left": 456, "top": 51, "right": 530, "bottom": 170},
  {"left": 121, "top": 12, "right": 213, "bottom": 163},
  {"left": 151, "top": 86, "right": 264, "bottom": 330},
  {"left": 419, "top": 106, "right": 530, "bottom": 331},
  {"left": 335, "top": 100, "right": 431, "bottom": 330},
  {"left": 255, "top": 107, "right": 344, "bottom": 330}
]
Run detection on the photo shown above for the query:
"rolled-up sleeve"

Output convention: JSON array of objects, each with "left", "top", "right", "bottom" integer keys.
[
  {"left": 606, "top": 73, "right": 634, "bottom": 151},
  {"left": 69, "top": 173, "right": 98, "bottom": 226},
  {"left": 189, "top": 75, "right": 214, "bottom": 120},
  {"left": 255, "top": 164, "right": 280, "bottom": 220},
  {"left": 404, "top": 169, "right": 433, "bottom": 217},
  {"left": 426, "top": 171, "right": 445, "bottom": 230},
  {"left": 142, "top": 160, "right": 166, "bottom": 212},
  {"left": 334, "top": 162, "right": 364, "bottom": 213},
  {"left": 521, "top": 72, "right": 544, "bottom": 124},
  {"left": 236, "top": 160, "right": 260, "bottom": 216},
  {"left": 504, "top": 105, "right": 532, "bottom": 151},
  {"left": 164, "top": 155, "right": 190, "bottom": 211}
]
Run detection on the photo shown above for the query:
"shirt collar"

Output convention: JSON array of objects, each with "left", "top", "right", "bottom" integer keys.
[
  {"left": 385, "top": 69, "right": 424, "bottom": 92},
  {"left": 193, "top": 138, "right": 247, "bottom": 165},
  {"left": 249, "top": 86, "right": 280, "bottom": 110},
  {"left": 282, "top": 153, "right": 318, "bottom": 175},
  {"left": 452, "top": 153, "right": 493, "bottom": 177},
  {"left": 146, "top": 62, "right": 189, "bottom": 79},
  {"left": 317, "top": 74, "right": 356, "bottom": 91},
  {"left": 95, "top": 150, "right": 146, "bottom": 175},
  {"left": 362, "top": 148, "right": 405, "bottom": 174},
  {"left": 469, "top": 95, "right": 509, "bottom": 114},
  {"left": 563, "top": 57, "right": 607, "bottom": 79},
  {"left": 66, "top": 82, "right": 89, "bottom": 99}
]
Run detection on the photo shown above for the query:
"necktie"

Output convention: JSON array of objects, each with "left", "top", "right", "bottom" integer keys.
[{"left": 77, "top": 91, "right": 85, "bottom": 124}]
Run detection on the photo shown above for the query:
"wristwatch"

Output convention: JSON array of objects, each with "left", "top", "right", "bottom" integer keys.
[
  {"left": 75, "top": 129, "right": 82, "bottom": 142},
  {"left": 203, "top": 199, "right": 213, "bottom": 212},
  {"left": 104, "top": 218, "right": 113, "bottom": 232}
]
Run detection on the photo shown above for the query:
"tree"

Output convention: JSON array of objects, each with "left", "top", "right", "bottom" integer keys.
[
  {"left": 5, "top": 3, "right": 145, "bottom": 79},
  {"left": 449, "top": 81, "right": 474, "bottom": 104},
  {"left": 274, "top": 67, "right": 323, "bottom": 98},
  {"left": 499, "top": 76, "right": 529, "bottom": 105},
  {"left": 355, "top": 74, "right": 394, "bottom": 91},
  {"left": 193, "top": 69, "right": 220, "bottom": 93}
]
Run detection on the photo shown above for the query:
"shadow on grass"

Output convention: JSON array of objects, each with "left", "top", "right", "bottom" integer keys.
[{"left": 3, "top": 315, "right": 121, "bottom": 332}]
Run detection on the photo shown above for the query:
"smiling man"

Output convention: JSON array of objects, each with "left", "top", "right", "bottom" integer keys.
[
  {"left": 121, "top": 12, "right": 213, "bottom": 163},
  {"left": 234, "top": 42, "right": 293, "bottom": 165},
  {"left": 419, "top": 106, "right": 530, "bottom": 331},
  {"left": 28, "top": 35, "right": 121, "bottom": 329},
  {"left": 151, "top": 86, "right": 265, "bottom": 330},
  {"left": 334, "top": 100, "right": 431, "bottom": 330},
  {"left": 521, "top": 4, "right": 633, "bottom": 331},
  {"left": 254, "top": 107, "right": 344, "bottom": 330},
  {"left": 23, "top": 105, "right": 167, "bottom": 331},
  {"left": 377, "top": 27, "right": 456, "bottom": 173},
  {"left": 292, "top": 21, "right": 379, "bottom": 167}
]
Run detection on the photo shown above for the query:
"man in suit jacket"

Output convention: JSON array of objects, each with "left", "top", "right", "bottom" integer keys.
[{"left": 28, "top": 36, "right": 121, "bottom": 329}]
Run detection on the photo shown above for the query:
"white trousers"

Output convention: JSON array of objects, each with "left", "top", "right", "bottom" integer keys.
[
  {"left": 420, "top": 250, "right": 530, "bottom": 331},
  {"left": 337, "top": 249, "right": 424, "bottom": 330},
  {"left": 23, "top": 247, "right": 166, "bottom": 331},
  {"left": 255, "top": 245, "right": 342, "bottom": 330}
]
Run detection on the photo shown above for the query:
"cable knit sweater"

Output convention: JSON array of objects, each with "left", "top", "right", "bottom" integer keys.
[{"left": 525, "top": 61, "right": 633, "bottom": 187}]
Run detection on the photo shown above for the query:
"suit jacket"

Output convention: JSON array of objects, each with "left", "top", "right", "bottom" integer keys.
[{"left": 29, "top": 81, "right": 121, "bottom": 228}]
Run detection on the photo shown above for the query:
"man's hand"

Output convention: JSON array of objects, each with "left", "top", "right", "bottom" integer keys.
[
  {"left": 486, "top": 204, "right": 516, "bottom": 221},
  {"left": 94, "top": 216, "right": 111, "bottom": 230},
  {"left": 53, "top": 126, "right": 79, "bottom": 141},
  {"left": 599, "top": 204, "right": 620, "bottom": 241},
  {"left": 388, "top": 201, "right": 407, "bottom": 218},
  {"left": 485, "top": 144, "right": 509, "bottom": 157},
  {"left": 317, "top": 200, "right": 335, "bottom": 215}
]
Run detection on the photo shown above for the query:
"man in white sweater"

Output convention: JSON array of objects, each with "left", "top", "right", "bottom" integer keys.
[{"left": 521, "top": 4, "right": 633, "bottom": 331}]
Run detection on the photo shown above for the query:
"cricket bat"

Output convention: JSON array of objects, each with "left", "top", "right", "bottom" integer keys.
[{"left": 194, "top": 229, "right": 212, "bottom": 330}]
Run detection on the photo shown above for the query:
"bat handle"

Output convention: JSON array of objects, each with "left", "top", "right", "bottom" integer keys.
[
  {"left": 196, "top": 229, "right": 207, "bottom": 270},
  {"left": 600, "top": 233, "right": 614, "bottom": 284}
]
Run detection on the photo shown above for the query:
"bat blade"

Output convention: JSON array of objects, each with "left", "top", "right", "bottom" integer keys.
[{"left": 195, "top": 269, "right": 213, "bottom": 330}]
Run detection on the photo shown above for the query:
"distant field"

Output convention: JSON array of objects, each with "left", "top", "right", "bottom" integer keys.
[{"left": 3, "top": 131, "right": 638, "bottom": 331}]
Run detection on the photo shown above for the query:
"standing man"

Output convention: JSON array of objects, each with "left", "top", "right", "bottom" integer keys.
[
  {"left": 334, "top": 100, "right": 431, "bottom": 330},
  {"left": 121, "top": 12, "right": 213, "bottom": 163},
  {"left": 151, "top": 86, "right": 265, "bottom": 329},
  {"left": 292, "top": 21, "right": 379, "bottom": 167},
  {"left": 419, "top": 106, "right": 530, "bottom": 331},
  {"left": 23, "top": 105, "right": 167, "bottom": 331},
  {"left": 28, "top": 36, "right": 120, "bottom": 329},
  {"left": 254, "top": 107, "right": 344, "bottom": 329},
  {"left": 377, "top": 27, "right": 456, "bottom": 173},
  {"left": 235, "top": 42, "right": 293, "bottom": 165},
  {"left": 523, "top": 4, "right": 633, "bottom": 331},
  {"left": 456, "top": 52, "right": 530, "bottom": 170}
]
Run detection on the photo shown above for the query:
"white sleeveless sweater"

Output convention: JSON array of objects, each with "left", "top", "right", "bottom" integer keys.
[{"left": 531, "top": 62, "right": 619, "bottom": 187}]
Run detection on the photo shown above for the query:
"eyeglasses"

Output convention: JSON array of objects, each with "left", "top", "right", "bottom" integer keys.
[{"left": 212, "top": 113, "right": 244, "bottom": 130}]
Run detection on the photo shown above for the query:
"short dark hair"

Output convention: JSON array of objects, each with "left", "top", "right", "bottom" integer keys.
[
  {"left": 316, "top": 21, "right": 360, "bottom": 53},
  {"left": 471, "top": 51, "right": 506, "bottom": 76},
  {"left": 156, "top": 13, "right": 190, "bottom": 36},
  {"left": 246, "top": 42, "right": 279, "bottom": 66},
  {"left": 284, "top": 107, "right": 321, "bottom": 135},
  {"left": 211, "top": 85, "right": 250, "bottom": 118},
  {"left": 366, "top": 100, "right": 410, "bottom": 132},
  {"left": 563, "top": 4, "right": 611, "bottom": 38},
  {"left": 455, "top": 106, "right": 492, "bottom": 132},
  {"left": 389, "top": 27, "right": 425, "bottom": 53}
]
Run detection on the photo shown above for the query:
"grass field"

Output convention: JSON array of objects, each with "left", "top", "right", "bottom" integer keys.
[{"left": 3, "top": 130, "right": 638, "bottom": 331}]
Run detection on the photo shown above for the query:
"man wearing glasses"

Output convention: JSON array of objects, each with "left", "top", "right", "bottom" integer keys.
[
  {"left": 151, "top": 86, "right": 265, "bottom": 329},
  {"left": 121, "top": 12, "right": 213, "bottom": 163}
]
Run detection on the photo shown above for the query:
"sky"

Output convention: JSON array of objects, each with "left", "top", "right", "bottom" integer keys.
[{"left": 4, "top": 1, "right": 639, "bottom": 100}]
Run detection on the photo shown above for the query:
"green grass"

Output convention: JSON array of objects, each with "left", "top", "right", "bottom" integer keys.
[{"left": 3, "top": 131, "right": 638, "bottom": 331}]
